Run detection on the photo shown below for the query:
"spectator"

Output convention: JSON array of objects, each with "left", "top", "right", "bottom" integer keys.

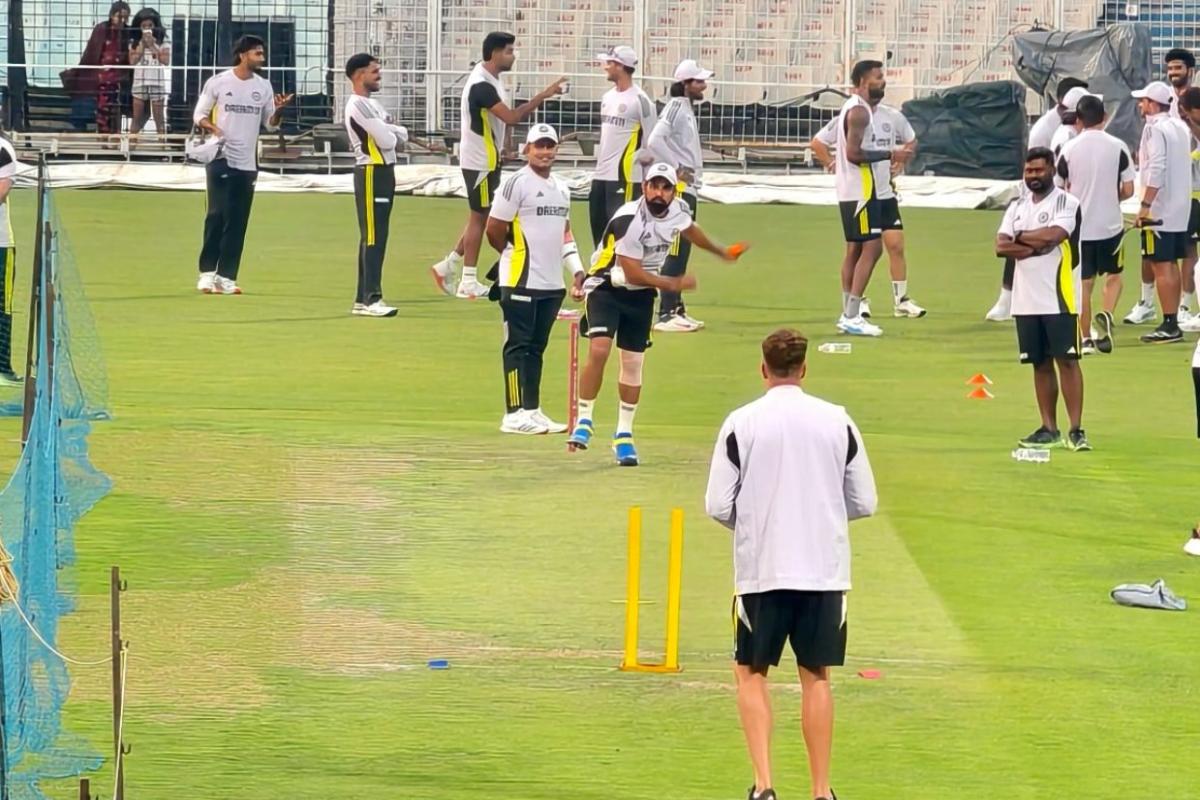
[
  {"left": 75, "top": 1, "right": 131, "bottom": 134},
  {"left": 128, "top": 8, "right": 170, "bottom": 137}
]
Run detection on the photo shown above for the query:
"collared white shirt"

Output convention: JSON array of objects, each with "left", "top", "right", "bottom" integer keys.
[{"left": 705, "top": 384, "right": 877, "bottom": 595}]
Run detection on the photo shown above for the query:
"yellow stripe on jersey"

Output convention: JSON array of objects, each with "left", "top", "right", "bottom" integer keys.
[
  {"left": 479, "top": 173, "right": 490, "bottom": 208},
  {"left": 858, "top": 206, "right": 868, "bottom": 235},
  {"left": 621, "top": 124, "right": 640, "bottom": 201},
  {"left": 506, "top": 216, "right": 527, "bottom": 287},
  {"left": 3, "top": 249, "right": 13, "bottom": 316},
  {"left": 590, "top": 232, "right": 618, "bottom": 275},
  {"left": 481, "top": 111, "right": 498, "bottom": 171},
  {"left": 507, "top": 369, "right": 520, "bottom": 407},
  {"left": 1058, "top": 240, "right": 1076, "bottom": 314},
  {"left": 364, "top": 166, "right": 376, "bottom": 246},
  {"left": 1144, "top": 229, "right": 1156, "bottom": 257},
  {"left": 366, "top": 135, "right": 384, "bottom": 166},
  {"left": 859, "top": 163, "right": 874, "bottom": 201}
]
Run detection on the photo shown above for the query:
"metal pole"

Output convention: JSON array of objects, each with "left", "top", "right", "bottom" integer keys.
[
  {"left": 20, "top": 156, "right": 46, "bottom": 446},
  {"left": 110, "top": 567, "right": 125, "bottom": 800},
  {"left": 426, "top": 0, "right": 441, "bottom": 133}
]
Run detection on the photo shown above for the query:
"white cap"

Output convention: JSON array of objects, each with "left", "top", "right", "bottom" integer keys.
[
  {"left": 644, "top": 162, "right": 678, "bottom": 186},
  {"left": 674, "top": 59, "right": 714, "bottom": 82},
  {"left": 1132, "top": 81, "right": 1175, "bottom": 107},
  {"left": 597, "top": 46, "right": 638, "bottom": 69},
  {"left": 1061, "top": 86, "right": 1103, "bottom": 111},
  {"left": 525, "top": 123, "right": 559, "bottom": 144}
]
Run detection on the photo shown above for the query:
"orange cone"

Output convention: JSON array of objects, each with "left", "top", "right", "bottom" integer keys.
[
  {"left": 966, "top": 373, "right": 993, "bottom": 386},
  {"left": 967, "top": 386, "right": 994, "bottom": 400}
]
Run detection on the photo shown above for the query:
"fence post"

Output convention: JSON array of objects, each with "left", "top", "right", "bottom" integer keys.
[
  {"left": 426, "top": 0, "right": 441, "bottom": 133},
  {"left": 634, "top": 0, "right": 647, "bottom": 79},
  {"left": 843, "top": 0, "right": 857, "bottom": 85}
]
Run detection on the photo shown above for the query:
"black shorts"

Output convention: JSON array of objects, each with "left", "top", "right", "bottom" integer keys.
[
  {"left": 1081, "top": 233, "right": 1125, "bottom": 279},
  {"left": 839, "top": 199, "right": 882, "bottom": 242},
  {"left": 1141, "top": 229, "right": 1188, "bottom": 262},
  {"left": 463, "top": 167, "right": 501, "bottom": 213},
  {"left": 1015, "top": 313, "right": 1081, "bottom": 365},
  {"left": 581, "top": 286, "right": 655, "bottom": 353},
  {"left": 588, "top": 179, "right": 642, "bottom": 246},
  {"left": 1189, "top": 198, "right": 1200, "bottom": 243},
  {"left": 877, "top": 197, "right": 903, "bottom": 231},
  {"left": 734, "top": 590, "right": 847, "bottom": 671}
]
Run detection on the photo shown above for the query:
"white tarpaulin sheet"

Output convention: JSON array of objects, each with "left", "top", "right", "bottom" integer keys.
[{"left": 10, "top": 161, "right": 1022, "bottom": 210}]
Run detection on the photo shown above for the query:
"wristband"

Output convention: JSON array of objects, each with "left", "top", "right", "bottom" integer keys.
[{"left": 562, "top": 241, "right": 584, "bottom": 276}]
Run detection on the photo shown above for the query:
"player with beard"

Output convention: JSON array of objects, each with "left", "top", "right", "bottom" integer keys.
[
  {"left": 568, "top": 163, "right": 748, "bottom": 465},
  {"left": 192, "top": 34, "right": 294, "bottom": 294}
]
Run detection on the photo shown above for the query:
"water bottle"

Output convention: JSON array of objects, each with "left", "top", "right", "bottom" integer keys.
[
  {"left": 1011, "top": 448, "right": 1050, "bottom": 464},
  {"left": 817, "top": 342, "right": 852, "bottom": 354}
]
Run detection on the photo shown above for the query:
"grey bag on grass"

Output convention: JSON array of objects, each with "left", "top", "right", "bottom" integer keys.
[{"left": 1110, "top": 579, "right": 1187, "bottom": 611}]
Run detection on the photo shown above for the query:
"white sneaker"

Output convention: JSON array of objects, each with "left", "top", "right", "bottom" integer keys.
[
  {"left": 1180, "top": 314, "right": 1200, "bottom": 332},
  {"left": 893, "top": 297, "right": 927, "bottom": 318},
  {"left": 679, "top": 311, "right": 705, "bottom": 329},
  {"left": 1179, "top": 305, "right": 1194, "bottom": 325},
  {"left": 197, "top": 271, "right": 216, "bottom": 293},
  {"left": 430, "top": 256, "right": 458, "bottom": 296},
  {"left": 860, "top": 298, "right": 872, "bottom": 319},
  {"left": 212, "top": 276, "right": 242, "bottom": 295},
  {"left": 985, "top": 296, "right": 1012, "bottom": 322},
  {"left": 653, "top": 314, "right": 700, "bottom": 333},
  {"left": 1122, "top": 300, "right": 1156, "bottom": 325},
  {"left": 837, "top": 315, "right": 883, "bottom": 337},
  {"left": 356, "top": 300, "right": 398, "bottom": 317},
  {"left": 455, "top": 279, "right": 491, "bottom": 300},
  {"left": 1081, "top": 340, "right": 1097, "bottom": 356},
  {"left": 1184, "top": 528, "right": 1200, "bottom": 556},
  {"left": 499, "top": 409, "right": 549, "bottom": 435},
  {"left": 529, "top": 408, "right": 568, "bottom": 434}
]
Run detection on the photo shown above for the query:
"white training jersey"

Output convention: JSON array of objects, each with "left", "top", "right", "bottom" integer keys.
[
  {"left": 459, "top": 64, "right": 509, "bottom": 174},
  {"left": 1028, "top": 108, "right": 1061, "bottom": 150},
  {"left": 704, "top": 384, "right": 877, "bottom": 595},
  {"left": 594, "top": 85, "right": 657, "bottom": 185},
  {"left": 645, "top": 97, "right": 703, "bottom": 192},
  {"left": 192, "top": 70, "right": 277, "bottom": 171},
  {"left": 0, "top": 136, "right": 15, "bottom": 248},
  {"left": 834, "top": 95, "right": 877, "bottom": 203},
  {"left": 590, "top": 197, "right": 694, "bottom": 290},
  {"left": 344, "top": 95, "right": 400, "bottom": 166},
  {"left": 1138, "top": 113, "right": 1193, "bottom": 233},
  {"left": 998, "top": 187, "right": 1082, "bottom": 316},
  {"left": 489, "top": 166, "right": 572, "bottom": 292},
  {"left": 816, "top": 103, "right": 913, "bottom": 201},
  {"left": 1057, "top": 129, "right": 1135, "bottom": 241},
  {"left": 609, "top": 195, "right": 696, "bottom": 283},
  {"left": 1050, "top": 125, "right": 1079, "bottom": 188},
  {"left": 1191, "top": 138, "right": 1200, "bottom": 195}
]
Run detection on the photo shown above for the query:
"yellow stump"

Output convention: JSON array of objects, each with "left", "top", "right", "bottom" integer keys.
[
  {"left": 620, "top": 506, "right": 684, "bottom": 674},
  {"left": 621, "top": 506, "right": 642, "bottom": 670}
]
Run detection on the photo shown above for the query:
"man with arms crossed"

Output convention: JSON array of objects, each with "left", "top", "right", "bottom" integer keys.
[
  {"left": 706, "top": 328, "right": 876, "bottom": 800},
  {"left": 996, "top": 148, "right": 1089, "bottom": 451}
]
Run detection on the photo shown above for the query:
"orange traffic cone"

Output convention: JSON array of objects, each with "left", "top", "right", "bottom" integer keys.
[
  {"left": 966, "top": 373, "right": 993, "bottom": 386},
  {"left": 967, "top": 386, "right": 994, "bottom": 400}
]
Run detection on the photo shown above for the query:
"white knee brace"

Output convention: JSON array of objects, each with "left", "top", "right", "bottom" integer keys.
[{"left": 618, "top": 349, "right": 644, "bottom": 385}]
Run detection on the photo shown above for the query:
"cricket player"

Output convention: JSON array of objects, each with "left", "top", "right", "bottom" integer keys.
[
  {"left": 485, "top": 123, "right": 584, "bottom": 434},
  {"left": 568, "top": 162, "right": 747, "bottom": 465}
]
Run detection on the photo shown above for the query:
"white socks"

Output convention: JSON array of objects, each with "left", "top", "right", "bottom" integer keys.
[
  {"left": 577, "top": 398, "right": 595, "bottom": 423},
  {"left": 1141, "top": 281, "right": 1155, "bottom": 305},
  {"left": 617, "top": 401, "right": 638, "bottom": 434},
  {"left": 892, "top": 280, "right": 907, "bottom": 302},
  {"left": 841, "top": 291, "right": 850, "bottom": 315},
  {"left": 845, "top": 295, "right": 864, "bottom": 319},
  {"left": 462, "top": 265, "right": 478, "bottom": 283},
  {"left": 999, "top": 287, "right": 1012, "bottom": 303},
  {"left": 1182, "top": 291, "right": 1196, "bottom": 310}
]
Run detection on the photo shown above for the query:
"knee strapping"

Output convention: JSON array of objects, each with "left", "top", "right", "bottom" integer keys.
[{"left": 618, "top": 350, "right": 644, "bottom": 385}]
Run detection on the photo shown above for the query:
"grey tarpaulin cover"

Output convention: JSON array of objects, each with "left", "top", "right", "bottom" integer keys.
[
  {"left": 900, "top": 81, "right": 1029, "bottom": 180},
  {"left": 1011, "top": 24, "right": 1153, "bottom": 153}
]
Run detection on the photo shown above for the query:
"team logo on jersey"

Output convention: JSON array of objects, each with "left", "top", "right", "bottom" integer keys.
[
  {"left": 1038, "top": 211, "right": 1049, "bottom": 223},
  {"left": 252, "top": 91, "right": 263, "bottom": 102},
  {"left": 881, "top": 122, "right": 892, "bottom": 132},
  {"left": 618, "top": 103, "right": 627, "bottom": 113}
]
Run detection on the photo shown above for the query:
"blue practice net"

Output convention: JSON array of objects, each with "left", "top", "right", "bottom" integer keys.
[{"left": 0, "top": 180, "right": 111, "bottom": 799}]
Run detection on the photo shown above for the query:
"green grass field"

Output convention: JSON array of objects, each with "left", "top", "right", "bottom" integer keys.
[{"left": 7, "top": 188, "right": 1200, "bottom": 799}]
